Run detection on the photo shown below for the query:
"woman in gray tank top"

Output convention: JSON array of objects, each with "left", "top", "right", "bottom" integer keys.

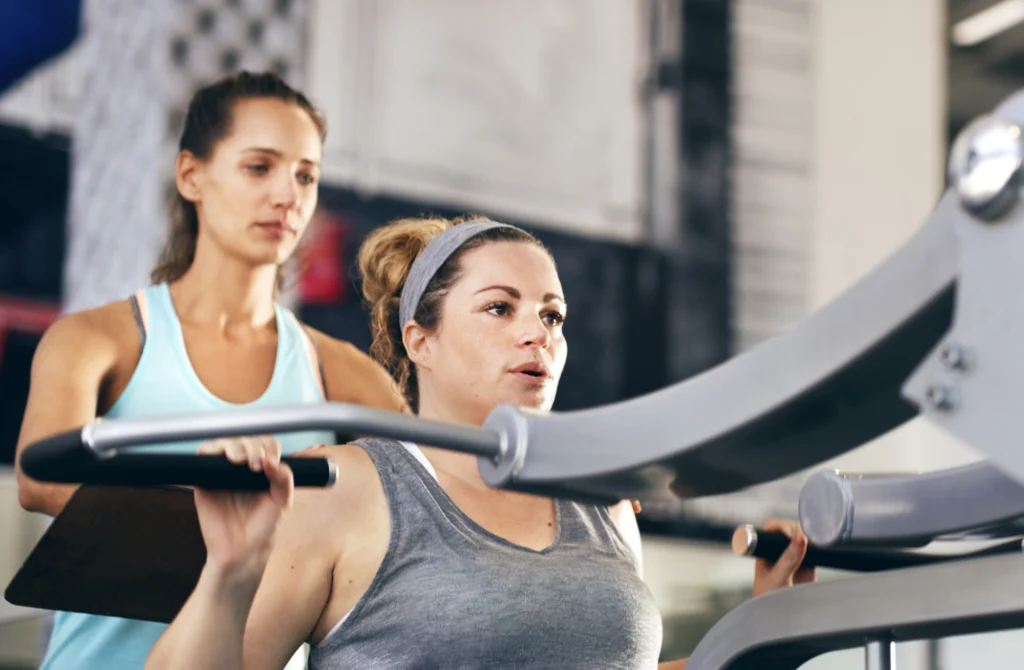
[{"left": 145, "top": 217, "right": 815, "bottom": 670}]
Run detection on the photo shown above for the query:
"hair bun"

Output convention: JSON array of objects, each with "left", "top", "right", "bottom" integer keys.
[{"left": 357, "top": 217, "right": 450, "bottom": 306}]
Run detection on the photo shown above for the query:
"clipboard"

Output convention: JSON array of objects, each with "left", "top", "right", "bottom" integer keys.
[{"left": 4, "top": 485, "right": 205, "bottom": 624}]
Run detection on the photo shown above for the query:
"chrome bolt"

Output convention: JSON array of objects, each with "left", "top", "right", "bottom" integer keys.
[
  {"left": 940, "top": 343, "right": 973, "bottom": 372},
  {"left": 925, "top": 385, "right": 959, "bottom": 412},
  {"left": 949, "top": 114, "right": 1024, "bottom": 221}
]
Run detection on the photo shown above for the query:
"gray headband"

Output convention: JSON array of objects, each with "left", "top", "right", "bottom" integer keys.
[{"left": 398, "top": 220, "right": 520, "bottom": 327}]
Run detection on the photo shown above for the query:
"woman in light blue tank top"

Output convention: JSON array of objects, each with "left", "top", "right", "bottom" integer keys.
[
  {"left": 142, "top": 217, "right": 814, "bottom": 669},
  {"left": 14, "top": 71, "right": 404, "bottom": 670}
]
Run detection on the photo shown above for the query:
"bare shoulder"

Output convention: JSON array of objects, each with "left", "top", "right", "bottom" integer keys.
[
  {"left": 303, "top": 326, "right": 406, "bottom": 412},
  {"left": 292, "top": 442, "right": 383, "bottom": 500},
  {"left": 35, "top": 299, "right": 136, "bottom": 370},
  {"left": 284, "top": 443, "right": 388, "bottom": 540}
]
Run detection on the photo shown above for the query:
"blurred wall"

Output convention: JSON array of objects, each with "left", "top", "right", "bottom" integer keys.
[{"left": 306, "top": 0, "right": 647, "bottom": 243}]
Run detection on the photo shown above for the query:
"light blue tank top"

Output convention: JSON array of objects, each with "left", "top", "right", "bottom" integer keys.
[{"left": 40, "top": 282, "right": 337, "bottom": 670}]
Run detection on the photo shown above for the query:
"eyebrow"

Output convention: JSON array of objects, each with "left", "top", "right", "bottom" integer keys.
[
  {"left": 240, "top": 146, "right": 320, "bottom": 167},
  {"left": 474, "top": 284, "right": 566, "bottom": 305}
]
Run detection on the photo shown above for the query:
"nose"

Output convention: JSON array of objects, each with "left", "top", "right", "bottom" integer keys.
[
  {"left": 518, "top": 313, "right": 552, "bottom": 349},
  {"left": 271, "top": 171, "right": 301, "bottom": 211}
]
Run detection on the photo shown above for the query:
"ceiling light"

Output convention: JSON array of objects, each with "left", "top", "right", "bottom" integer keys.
[{"left": 952, "top": 0, "right": 1024, "bottom": 46}]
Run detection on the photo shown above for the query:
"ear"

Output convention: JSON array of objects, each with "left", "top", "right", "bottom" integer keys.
[
  {"left": 175, "top": 150, "right": 203, "bottom": 204},
  {"left": 402, "top": 321, "right": 435, "bottom": 371}
]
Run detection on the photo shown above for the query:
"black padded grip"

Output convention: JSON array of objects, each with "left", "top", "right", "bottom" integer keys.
[
  {"left": 743, "top": 529, "right": 937, "bottom": 571},
  {"left": 19, "top": 430, "right": 335, "bottom": 490},
  {"left": 17, "top": 428, "right": 85, "bottom": 481},
  {"left": 737, "top": 527, "right": 1024, "bottom": 572}
]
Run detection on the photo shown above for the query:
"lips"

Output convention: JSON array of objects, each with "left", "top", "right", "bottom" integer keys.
[
  {"left": 510, "top": 361, "right": 552, "bottom": 385},
  {"left": 255, "top": 221, "right": 295, "bottom": 236}
]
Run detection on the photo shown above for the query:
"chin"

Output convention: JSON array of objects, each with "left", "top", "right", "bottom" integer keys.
[
  {"left": 512, "top": 390, "right": 556, "bottom": 412},
  {"left": 244, "top": 245, "right": 293, "bottom": 267}
]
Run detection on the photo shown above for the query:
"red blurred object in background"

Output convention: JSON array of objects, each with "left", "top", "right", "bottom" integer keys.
[
  {"left": 300, "top": 211, "right": 350, "bottom": 305},
  {"left": 0, "top": 295, "right": 59, "bottom": 368}
]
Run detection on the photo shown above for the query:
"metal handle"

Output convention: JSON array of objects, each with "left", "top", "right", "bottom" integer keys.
[
  {"left": 19, "top": 427, "right": 338, "bottom": 489},
  {"left": 81, "top": 403, "right": 503, "bottom": 458},
  {"left": 17, "top": 403, "right": 504, "bottom": 491},
  {"left": 731, "top": 524, "right": 1024, "bottom": 573}
]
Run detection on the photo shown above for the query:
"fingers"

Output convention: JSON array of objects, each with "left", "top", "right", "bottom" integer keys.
[
  {"left": 770, "top": 528, "right": 808, "bottom": 578},
  {"left": 752, "top": 518, "right": 812, "bottom": 597},
  {"left": 762, "top": 517, "right": 808, "bottom": 574},
  {"left": 762, "top": 517, "right": 802, "bottom": 539},
  {"left": 197, "top": 436, "right": 283, "bottom": 471},
  {"left": 264, "top": 458, "right": 295, "bottom": 511}
]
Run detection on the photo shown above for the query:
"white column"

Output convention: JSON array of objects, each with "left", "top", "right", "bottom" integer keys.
[
  {"left": 808, "top": 0, "right": 977, "bottom": 479},
  {"left": 801, "top": 2, "right": 957, "bottom": 669}
]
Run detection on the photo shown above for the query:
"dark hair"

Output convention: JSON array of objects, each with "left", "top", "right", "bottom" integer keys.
[
  {"left": 357, "top": 216, "right": 550, "bottom": 413},
  {"left": 151, "top": 70, "right": 327, "bottom": 287}
]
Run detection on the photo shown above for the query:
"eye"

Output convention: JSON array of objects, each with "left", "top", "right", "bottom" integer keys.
[
  {"left": 484, "top": 301, "right": 512, "bottom": 317},
  {"left": 543, "top": 311, "right": 565, "bottom": 327},
  {"left": 297, "top": 172, "right": 318, "bottom": 186},
  {"left": 245, "top": 163, "right": 269, "bottom": 175}
]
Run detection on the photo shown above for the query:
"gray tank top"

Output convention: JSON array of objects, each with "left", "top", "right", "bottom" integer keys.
[{"left": 308, "top": 438, "right": 663, "bottom": 669}]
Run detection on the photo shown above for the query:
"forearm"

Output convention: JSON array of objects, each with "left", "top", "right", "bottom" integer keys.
[
  {"left": 145, "top": 563, "right": 261, "bottom": 670},
  {"left": 17, "top": 481, "right": 78, "bottom": 517},
  {"left": 658, "top": 659, "right": 686, "bottom": 669}
]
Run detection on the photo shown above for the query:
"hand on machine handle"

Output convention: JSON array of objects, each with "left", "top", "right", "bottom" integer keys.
[
  {"left": 193, "top": 436, "right": 294, "bottom": 582},
  {"left": 750, "top": 518, "right": 816, "bottom": 597}
]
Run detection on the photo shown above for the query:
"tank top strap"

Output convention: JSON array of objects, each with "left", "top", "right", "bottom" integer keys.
[
  {"left": 277, "top": 306, "right": 327, "bottom": 399},
  {"left": 136, "top": 283, "right": 178, "bottom": 346},
  {"left": 556, "top": 499, "right": 642, "bottom": 572},
  {"left": 123, "top": 282, "right": 182, "bottom": 367},
  {"left": 351, "top": 437, "right": 445, "bottom": 525},
  {"left": 350, "top": 437, "right": 513, "bottom": 551}
]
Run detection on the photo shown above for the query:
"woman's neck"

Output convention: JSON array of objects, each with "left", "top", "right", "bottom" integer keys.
[
  {"left": 416, "top": 394, "right": 491, "bottom": 489},
  {"left": 171, "top": 245, "right": 279, "bottom": 329}
]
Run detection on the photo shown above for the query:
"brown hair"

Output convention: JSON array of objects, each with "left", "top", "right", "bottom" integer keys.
[
  {"left": 357, "top": 215, "right": 549, "bottom": 413},
  {"left": 151, "top": 70, "right": 327, "bottom": 288}
]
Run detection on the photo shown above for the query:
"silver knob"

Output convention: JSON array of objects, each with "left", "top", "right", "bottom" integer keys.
[{"left": 949, "top": 114, "right": 1024, "bottom": 221}]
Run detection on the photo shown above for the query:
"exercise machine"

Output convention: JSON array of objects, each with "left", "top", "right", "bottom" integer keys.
[{"left": 13, "top": 85, "right": 1024, "bottom": 668}]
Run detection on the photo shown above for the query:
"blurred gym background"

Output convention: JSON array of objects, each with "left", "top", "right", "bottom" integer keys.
[{"left": 0, "top": 0, "right": 1021, "bottom": 667}]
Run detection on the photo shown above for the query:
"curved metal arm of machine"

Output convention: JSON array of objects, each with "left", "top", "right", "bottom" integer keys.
[
  {"left": 477, "top": 193, "right": 956, "bottom": 501},
  {"left": 684, "top": 552, "right": 1024, "bottom": 670},
  {"left": 798, "top": 463, "right": 1024, "bottom": 547},
  {"left": 17, "top": 403, "right": 503, "bottom": 491},
  {"left": 479, "top": 88, "right": 1024, "bottom": 504},
  {"left": 732, "top": 524, "right": 1024, "bottom": 572}
]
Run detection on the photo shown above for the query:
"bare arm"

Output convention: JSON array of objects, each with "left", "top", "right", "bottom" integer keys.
[
  {"left": 15, "top": 314, "right": 118, "bottom": 516},
  {"left": 146, "top": 446, "right": 368, "bottom": 670},
  {"left": 146, "top": 491, "right": 334, "bottom": 670},
  {"left": 309, "top": 329, "right": 408, "bottom": 413},
  {"left": 145, "top": 560, "right": 263, "bottom": 670}
]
